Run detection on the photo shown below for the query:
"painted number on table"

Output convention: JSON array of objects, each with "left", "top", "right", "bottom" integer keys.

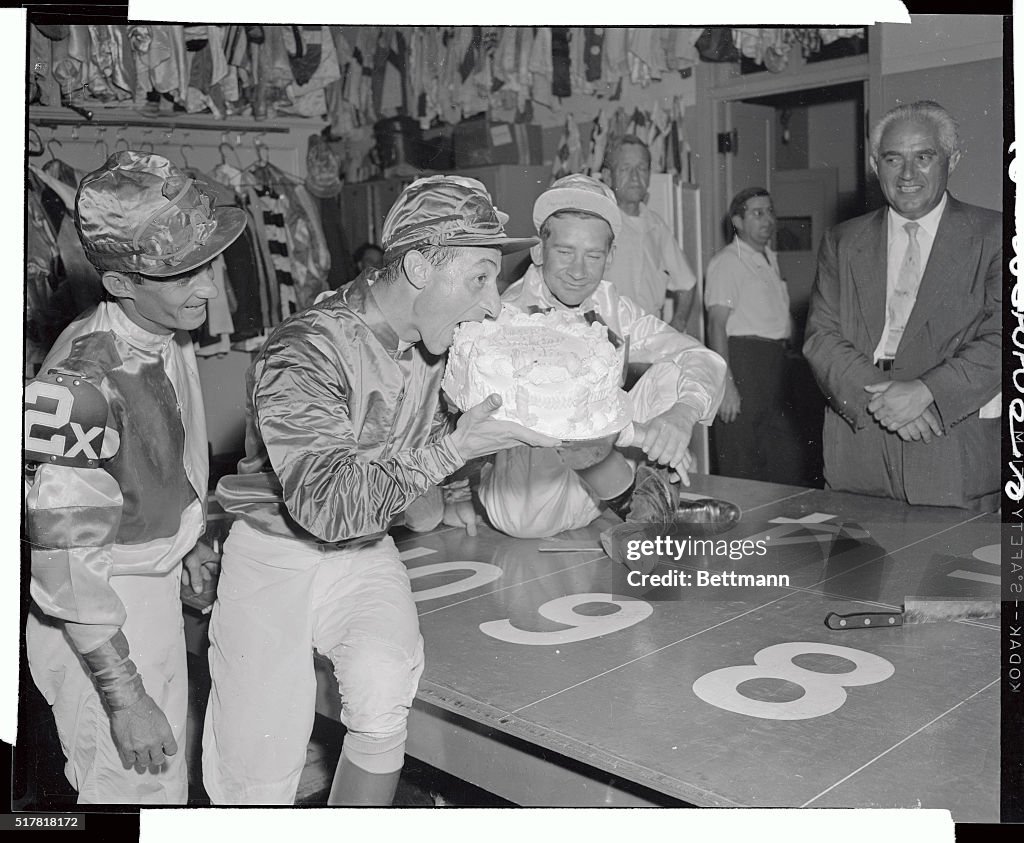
[{"left": 692, "top": 642, "right": 895, "bottom": 720}]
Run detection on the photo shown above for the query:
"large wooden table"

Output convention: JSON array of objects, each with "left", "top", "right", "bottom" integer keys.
[
  {"left": 184, "top": 476, "right": 997, "bottom": 816},
  {"left": 302, "top": 475, "right": 1000, "bottom": 818}
]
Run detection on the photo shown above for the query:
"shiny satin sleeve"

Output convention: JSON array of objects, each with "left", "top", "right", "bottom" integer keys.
[
  {"left": 427, "top": 391, "right": 457, "bottom": 444},
  {"left": 619, "top": 297, "right": 727, "bottom": 424},
  {"left": 253, "top": 340, "right": 464, "bottom": 544},
  {"left": 25, "top": 463, "right": 125, "bottom": 654}
]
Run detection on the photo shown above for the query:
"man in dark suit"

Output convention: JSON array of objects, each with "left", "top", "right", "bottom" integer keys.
[{"left": 803, "top": 101, "right": 1000, "bottom": 511}]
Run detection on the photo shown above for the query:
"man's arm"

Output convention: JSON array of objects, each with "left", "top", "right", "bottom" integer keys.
[
  {"left": 668, "top": 288, "right": 695, "bottom": 333},
  {"left": 660, "top": 224, "right": 698, "bottom": 331},
  {"left": 616, "top": 299, "right": 726, "bottom": 481},
  {"left": 255, "top": 335, "right": 557, "bottom": 544},
  {"left": 253, "top": 338, "right": 466, "bottom": 544},
  {"left": 917, "top": 235, "right": 1002, "bottom": 428},
  {"left": 705, "top": 305, "right": 741, "bottom": 423},
  {"left": 803, "top": 227, "right": 885, "bottom": 429},
  {"left": 26, "top": 423, "right": 177, "bottom": 768},
  {"left": 622, "top": 298, "right": 727, "bottom": 425}
]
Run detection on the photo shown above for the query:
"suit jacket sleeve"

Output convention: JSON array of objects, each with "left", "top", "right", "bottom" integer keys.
[
  {"left": 803, "top": 226, "right": 884, "bottom": 430},
  {"left": 917, "top": 230, "right": 1001, "bottom": 427}
]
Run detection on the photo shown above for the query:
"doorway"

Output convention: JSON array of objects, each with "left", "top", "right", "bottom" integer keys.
[
  {"left": 721, "top": 81, "right": 867, "bottom": 334},
  {"left": 714, "top": 81, "right": 867, "bottom": 487}
]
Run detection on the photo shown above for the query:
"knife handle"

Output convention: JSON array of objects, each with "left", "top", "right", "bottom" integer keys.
[{"left": 824, "top": 611, "right": 903, "bottom": 630}]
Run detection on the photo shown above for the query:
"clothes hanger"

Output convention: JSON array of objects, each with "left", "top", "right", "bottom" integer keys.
[
  {"left": 46, "top": 135, "right": 63, "bottom": 163},
  {"left": 27, "top": 127, "right": 44, "bottom": 157},
  {"left": 94, "top": 129, "right": 109, "bottom": 162},
  {"left": 246, "top": 134, "right": 272, "bottom": 171}
]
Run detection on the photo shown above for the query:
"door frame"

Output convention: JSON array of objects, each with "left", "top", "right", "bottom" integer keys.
[{"left": 692, "top": 33, "right": 875, "bottom": 273}]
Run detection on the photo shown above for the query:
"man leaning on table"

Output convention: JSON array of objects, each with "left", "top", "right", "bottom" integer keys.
[
  {"left": 479, "top": 174, "right": 726, "bottom": 539},
  {"left": 202, "top": 175, "right": 558, "bottom": 806}
]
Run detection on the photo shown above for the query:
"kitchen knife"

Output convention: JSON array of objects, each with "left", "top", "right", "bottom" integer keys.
[{"left": 825, "top": 597, "right": 1000, "bottom": 630}]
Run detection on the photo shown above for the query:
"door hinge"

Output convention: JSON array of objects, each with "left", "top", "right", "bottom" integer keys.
[{"left": 717, "top": 129, "right": 738, "bottom": 155}]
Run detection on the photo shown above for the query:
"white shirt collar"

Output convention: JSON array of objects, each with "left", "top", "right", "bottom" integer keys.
[
  {"left": 732, "top": 235, "right": 776, "bottom": 268},
  {"left": 106, "top": 300, "right": 176, "bottom": 352},
  {"left": 888, "top": 191, "right": 948, "bottom": 241}
]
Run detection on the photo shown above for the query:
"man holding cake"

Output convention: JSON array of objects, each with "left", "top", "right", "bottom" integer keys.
[
  {"left": 203, "top": 175, "right": 558, "bottom": 806},
  {"left": 476, "top": 174, "right": 727, "bottom": 538}
]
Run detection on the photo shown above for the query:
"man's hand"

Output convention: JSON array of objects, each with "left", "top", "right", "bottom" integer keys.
[
  {"left": 109, "top": 692, "right": 178, "bottom": 769},
  {"left": 895, "top": 405, "right": 944, "bottom": 443},
  {"left": 717, "top": 377, "right": 742, "bottom": 423},
  {"left": 864, "top": 379, "right": 935, "bottom": 431},
  {"left": 442, "top": 500, "right": 480, "bottom": 536},
  {"left": 182, "top": 540, "right": 220, "bottom": 595},
  {"left": 631, "top": 403, "right": 699, "bottom": 486},
  {"left": 448, "top": 394, "right": 561, "bottom": 461}
]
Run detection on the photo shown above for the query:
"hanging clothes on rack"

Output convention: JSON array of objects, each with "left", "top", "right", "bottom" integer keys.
[
  {"left": 282, "top": 25, "right": 341, "bottom": 118},
  {"left": 177, "top": 166, "right": 239, "bottom": 347},
  {"left": 35, "top": 160, "right": 104, "bottom": 317},
  {"left": 304, "top": 134, "right": 356, "bottom": 290},
  {"left": 191, "top": 255, "right": 236, "bottom": 356},
  {"left": 210, "top": 161, "right": 275, "bottom": 344},
  {"left": 246, "top": 159, "right": 331, "bottom": 320},
  {"left": 128, "top": 24, "right": 189, "bottom": 107},
  {"left": 25, "top": 169, "right": 76, "bottom": 373}
]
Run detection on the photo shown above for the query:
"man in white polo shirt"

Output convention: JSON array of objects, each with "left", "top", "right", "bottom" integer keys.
[{"left": 705, "top": 187, "right": 801, "bottom": 484}]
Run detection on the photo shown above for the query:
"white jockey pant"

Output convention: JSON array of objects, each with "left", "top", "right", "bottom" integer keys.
[
  {"left": 202, "top": 520, "right": 424, "bottom": 805},
  {"left": 25, "top": 565, "right": 188, "bottom": 805}
]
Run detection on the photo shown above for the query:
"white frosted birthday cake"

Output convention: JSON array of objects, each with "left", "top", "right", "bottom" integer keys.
[{"left": 442, "top": 306, "right": 628, "bottom": 439}]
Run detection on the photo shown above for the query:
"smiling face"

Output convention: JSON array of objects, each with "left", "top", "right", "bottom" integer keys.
[
  {"left": 872, "top": 117, "right": 959, "bottom": 221},
  {"left": 109, "top": 264, "right": 219, "bottom": 334},
  {"left": 410, "top": 246, "right": 503, "bottom": 354},
  {"left": 539, "top": 213, "right": 614, "bottom": 308}
]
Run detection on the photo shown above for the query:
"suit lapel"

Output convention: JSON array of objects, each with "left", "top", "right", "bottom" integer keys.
[
  {"left": 849, "top": 209, "right": 888, "bottom": 353},
  {"left": 899, "top": 196, "right": 973, "bottom": 352}
]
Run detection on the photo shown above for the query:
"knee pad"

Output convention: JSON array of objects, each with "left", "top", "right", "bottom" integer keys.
[{"left": 342, "top": 727, "right": 407, "bottom": 775}]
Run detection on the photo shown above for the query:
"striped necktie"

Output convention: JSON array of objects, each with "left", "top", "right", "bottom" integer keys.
[{"left": 882, "top": 221, "right": 921, "bottom": 359}]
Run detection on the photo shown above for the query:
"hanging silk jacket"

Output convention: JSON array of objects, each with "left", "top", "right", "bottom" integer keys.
[
  {"left": 29, "top": 24, "right": 65, "bottom": 106},
  {"left": 128, "top": 24, "right": 189, "bottom": 102},
  {"left": 210, "top": 163, "right": 274, "bottom": 337},
  {"left": 258, "top": 25, "right": 296, "bottom": 89},
  {"left": 87, "top": 24, "right": 135, "bottom": 100},
  {"left": 50, "top": 25, "right": 91, "bottom": 103},
  {"left": 26, "top": 171, "right": 66, "bottom": 370},
  {"left": 283, "top": 25, "right": 341, "bottom": 117},
  {"left": 37, "top": 160, "right": 104, "bottom": 317},
  {"left": 247, "top": 162, "right": 331, "bottom": 317}
]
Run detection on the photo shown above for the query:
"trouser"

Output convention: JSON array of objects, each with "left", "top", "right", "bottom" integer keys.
[
  {"left": 202, "top": 520, "right": 425, "bottom": 805},
  {"left": 712, "top": 335, "right": 804, "bottom": 485},
  {"left": 25, "top": 565, "right": 188, "bottom": 805}
]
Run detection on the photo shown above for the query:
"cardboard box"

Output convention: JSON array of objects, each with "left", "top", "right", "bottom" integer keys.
[{"left": 454, "top": 116, "right": 544, "bottom": 168}]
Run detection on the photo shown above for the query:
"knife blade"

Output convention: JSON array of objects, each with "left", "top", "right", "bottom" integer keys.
[{"left": 825, "top": 597, "right": 1000, "bottom": 630}]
